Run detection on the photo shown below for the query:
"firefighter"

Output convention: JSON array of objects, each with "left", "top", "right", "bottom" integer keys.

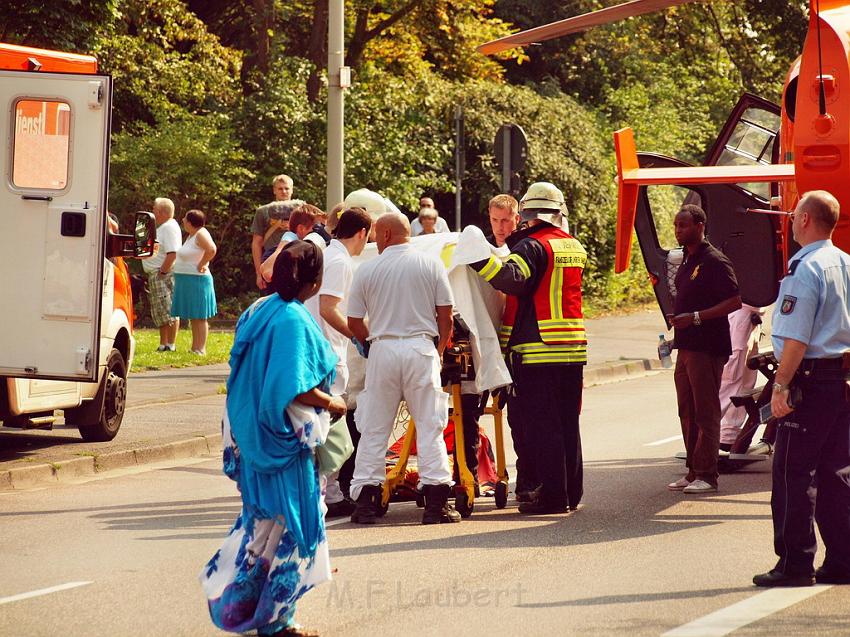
[{"left": 470, "top": 182, "right": 587, "bottom": 514}]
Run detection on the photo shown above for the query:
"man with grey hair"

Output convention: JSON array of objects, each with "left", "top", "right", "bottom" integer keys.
[
  {"left": 251, "top": 174, "right": 295, "bottom": 291},
  {"left": 346, "top": 212, "right": 460, "bottom": 525},
  {"left": 142, "top": 197, "right": 182, "bottom": 351}
]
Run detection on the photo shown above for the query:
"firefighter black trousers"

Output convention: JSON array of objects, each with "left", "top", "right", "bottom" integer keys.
[
  {"left": 772, "top": 375, "right": 850, "bottom": 576},
  {"left": 515, "top": 363, "right": 584, "bottom": 509}
]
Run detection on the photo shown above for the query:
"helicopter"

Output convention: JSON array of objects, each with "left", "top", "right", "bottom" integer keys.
[{"left": 479, "top": 0, "right": 848, "bottom": 326}]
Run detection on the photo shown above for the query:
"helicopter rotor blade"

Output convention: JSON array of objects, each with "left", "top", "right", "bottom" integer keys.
[{"left": 478, "top": 0, "right": 701, "bottom": 56}]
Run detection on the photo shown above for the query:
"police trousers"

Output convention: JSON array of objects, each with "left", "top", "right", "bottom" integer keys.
[
  {"left": 514, "top": 363, "right": 583, "bottom": 509},
  {"left": 772, "top": 375, "right": 850, "bottom": 575},
  {"left": 350, "top": 337, "right": 452, "bottom": 501}
]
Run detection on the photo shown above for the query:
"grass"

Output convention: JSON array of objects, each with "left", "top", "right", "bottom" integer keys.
[{"left": 131, "top": 327, "right": 234, "bottom": 372}]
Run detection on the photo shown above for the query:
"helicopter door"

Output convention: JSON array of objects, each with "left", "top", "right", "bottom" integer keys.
[{"left": 633, "top": 154, "right": 784, "bottom": 329}]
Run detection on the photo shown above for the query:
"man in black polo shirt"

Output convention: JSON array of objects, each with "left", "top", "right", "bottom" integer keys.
[{"left": 667, "top": 204, "right": 742, "bottom": 494}]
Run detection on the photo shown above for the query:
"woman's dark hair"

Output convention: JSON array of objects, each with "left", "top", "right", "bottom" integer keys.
[
  {"left": 185, "top": 209, "right": 206, "bottom": 228},
  {"left": 272, "top": 240, "right": 323, "bottom": 301},
  {"left": 334, "top": 207, "right": 373, "bottom": 239}
]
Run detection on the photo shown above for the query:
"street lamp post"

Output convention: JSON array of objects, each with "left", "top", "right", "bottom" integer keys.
[{"left": 326, "top": 0, "right": 347, "bottom": 212}]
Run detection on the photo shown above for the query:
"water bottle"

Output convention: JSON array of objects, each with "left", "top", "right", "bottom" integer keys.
[{"left": 657, "top": 334, "right": 673, "bottom": 368}]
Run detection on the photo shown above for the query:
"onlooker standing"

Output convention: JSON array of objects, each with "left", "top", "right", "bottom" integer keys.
[
  {"left": 753, "top": 190, "right": 850, "bottom": 588},
  {"left": 417, "top": 207, "right": 440, "bottom": 234},
  {"left": 260, "top": 205, "right": 325, "bottom": 283},
  {"left": 487, "top": 194, "right": 520, "bottom": 248},
  {"left": 411, "top": 196, "right": 450, "bottom": 235},
  {"left": 142, "top": 197, "right": 182, "bottom": 352},
  {"left": 347, "top": 212, "right": 460, "bottom": 525},
  {"left": 251, "top": 174, "right": 294, "bottom": 291},
  {"left": 666, "top": 204, "right": 741, "bottom": 494},
  {"left": 172, "top": 210, "right": 218, "bottom": 355}
]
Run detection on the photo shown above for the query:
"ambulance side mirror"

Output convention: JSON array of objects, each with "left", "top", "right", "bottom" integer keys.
[
  {"left": 133, "top": 211, "right": 156, "bottom": 257},
  {"left": 106, "top": 211, "right": 156, "bottom": 258}
]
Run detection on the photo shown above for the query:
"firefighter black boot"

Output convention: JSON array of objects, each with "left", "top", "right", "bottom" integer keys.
[
  {"left": 422, "top": 484, "right": 461, "bottom": 524},
  {"left": 350, "top": 484, "right": 380, "bottom": 524}
]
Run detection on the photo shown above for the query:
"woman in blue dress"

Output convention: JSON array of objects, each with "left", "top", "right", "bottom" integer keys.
[{"left": 200, "top": 240, "right": 345, "bottom": 637}]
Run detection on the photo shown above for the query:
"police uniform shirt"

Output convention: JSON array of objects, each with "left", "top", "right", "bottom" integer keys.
[
  {"left": 673, "top": 241, "right": 739, "bottom": 357},
  {"left": 771, "top": 239, "right": 850, "bottom": 361},
  {"left": 347, "top": 243, "right": 454, "bottom": 340}
]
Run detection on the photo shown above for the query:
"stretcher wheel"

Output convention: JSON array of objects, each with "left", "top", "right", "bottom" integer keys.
[
  {"left": 376, "top": 498, "right": 389, "bottom": 517},
  {"left": 455, "top": 491, "right": 474, "bottom": 518},
  {"left": 416, "top": 491, "right": 425, "bottom": 508},
  {"left": 494, "top": 482, "right": 508, "bottom": 509}
]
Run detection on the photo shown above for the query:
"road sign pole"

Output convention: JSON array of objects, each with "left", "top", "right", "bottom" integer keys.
[
  {"left": 501, "top": 124, "right": 511, "bottom": 193},
  {"left": 326, "top": 0, "right": 345, "bottom": 212}
]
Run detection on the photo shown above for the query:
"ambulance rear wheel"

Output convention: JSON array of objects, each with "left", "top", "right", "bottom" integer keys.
[
  {"left": 68, "top": 349, "right": 127, "bottom": 442},
  {"left": 495, "top": 482, "right": 508, "bottom": 509},
  {"left": 455, "top": 492, "right": 474, "bottom": 518}
]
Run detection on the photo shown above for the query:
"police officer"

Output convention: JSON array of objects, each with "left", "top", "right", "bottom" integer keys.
[
  {"left": 471, "top": 182, "right": 586, "bottom": 514},
  {"left": 753, "top": 190, "right": 850, "bottom": 587}
]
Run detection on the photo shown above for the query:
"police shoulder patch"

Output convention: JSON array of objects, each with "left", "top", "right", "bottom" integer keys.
[{"left": 780, "top": 295, "right": 797, "bottom": 315}]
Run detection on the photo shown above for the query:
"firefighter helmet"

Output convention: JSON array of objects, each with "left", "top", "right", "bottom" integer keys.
[{"left": 520, "top": 181, "right": 568, "bottom": 227}]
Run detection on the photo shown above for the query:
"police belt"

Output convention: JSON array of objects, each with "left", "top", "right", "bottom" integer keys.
[{"left": 796, "top": 356, "right": 850, "bottom": 381}]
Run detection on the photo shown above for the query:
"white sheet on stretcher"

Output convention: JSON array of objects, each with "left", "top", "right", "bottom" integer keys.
[{"left": 349, "top": 230, "right": 512, "bottom": 393}]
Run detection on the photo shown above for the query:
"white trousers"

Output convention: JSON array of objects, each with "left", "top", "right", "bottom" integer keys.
[
  {"left": 719, "top": 305, "right": 762, "bottom": 444},
  {"left": 350, "top": 336, "right": 452, "bottom": 501},
  {"left": 324, "top": 363, "right": 348, "bottom": 505}
]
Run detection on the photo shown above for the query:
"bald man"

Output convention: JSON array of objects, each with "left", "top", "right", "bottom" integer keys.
[{"left": 346, "top": 212, "right": 460, "bottom": 525}]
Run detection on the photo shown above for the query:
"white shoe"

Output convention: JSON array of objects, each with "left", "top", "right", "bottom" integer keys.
[
  {"left": 683, "top": 479, "right": 717, "bottom": 494},
  {"left": 191, "top": 349, "right": 206, "bottom": 356},
  {"left": 667, "top": 477, "right": 691, "bottom": 491},
  {"left": 747, "top": 441, "right": 773, "bottom": 456}
]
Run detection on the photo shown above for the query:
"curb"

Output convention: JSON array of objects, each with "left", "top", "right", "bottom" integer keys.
[
  {"left": 584, "top": 358, "right": 664, "bottom": 388},
  {"left": 2, "top": 433, "right": 222, "bottom": 491}
]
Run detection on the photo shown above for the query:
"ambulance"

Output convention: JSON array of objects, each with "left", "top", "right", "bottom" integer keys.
[{"left": 0, "top": 42, "right": 155, "bottom": 441}]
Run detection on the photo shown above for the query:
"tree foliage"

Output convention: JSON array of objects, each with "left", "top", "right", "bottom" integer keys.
[{"left": 0, "top": 0, "right": 811, "bottom": 306}]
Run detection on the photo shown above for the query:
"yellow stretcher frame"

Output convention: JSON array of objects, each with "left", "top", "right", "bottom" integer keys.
[{"left": 379, "top": 381, "right": 510, "bottom": 517}]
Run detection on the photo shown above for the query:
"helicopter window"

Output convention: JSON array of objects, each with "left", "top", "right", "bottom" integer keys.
[
  {"left": 715, "top": 107, "right": 780, "bottom": 200},
  {"left": 11, "top": 98, "right": 71, "bottom": 191},
  {"left": 646, "top": 185, "right": 702, "bottom": 250}
]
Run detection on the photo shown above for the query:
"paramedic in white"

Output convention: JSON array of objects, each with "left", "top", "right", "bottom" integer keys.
[{"left": 347, "top": 212, "right": 459, "bottom": 525}]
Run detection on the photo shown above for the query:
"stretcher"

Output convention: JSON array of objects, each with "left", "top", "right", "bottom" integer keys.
[{"left": 378, "top": 338, "right": 510, "bottom": 518}]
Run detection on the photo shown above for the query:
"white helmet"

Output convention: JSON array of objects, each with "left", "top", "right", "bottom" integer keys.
[
  {"left": 344, "top": 188, "right": 393, "bottom": 221},
  {"left": 520, "top": 182, "right": 568, "bottom": 227}
]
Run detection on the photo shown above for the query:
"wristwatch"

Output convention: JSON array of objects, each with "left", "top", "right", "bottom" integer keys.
[
  {"left": 692, "top": 311, "right": 702, "bottom": 326},
  {"left": 773, "top": 382, "right": 791, "bottom": 393}
]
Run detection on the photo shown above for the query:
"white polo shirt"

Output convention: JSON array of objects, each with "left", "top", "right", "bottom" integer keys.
[
  {"left": 306, "top": 239, "right": 353, "bottom": 394},
  {"left": 347, "top": 243, "right": 454, "bottom": 340},
  {"left": 142, "top": 218, "right": 182, "bottom": 273}
]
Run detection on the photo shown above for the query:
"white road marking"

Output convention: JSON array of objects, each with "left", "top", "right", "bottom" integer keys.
[
  {"left": 0, "top": 581, "right": 93, "bottom": 605},
  {"left": 661, "top": 585, "right": 832, "bottom": 637},
  {"left": 645, "top": 435, "right": 681, "bottom": 446}
]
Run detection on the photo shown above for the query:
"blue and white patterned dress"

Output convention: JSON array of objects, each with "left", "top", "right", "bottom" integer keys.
[{"left": 200, "top": 407, "right": 331, "bottom": 635}]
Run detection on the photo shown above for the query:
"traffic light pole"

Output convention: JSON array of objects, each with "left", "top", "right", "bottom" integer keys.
[
  {"left": 501, "top": 124, "right": 511, "bottom": 194},
  {"left": 454, "top": 105, "right": 464, "bottom": 232}
]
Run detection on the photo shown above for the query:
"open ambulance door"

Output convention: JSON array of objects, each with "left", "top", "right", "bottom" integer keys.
[
  {"left": 629, "top": 93, "right": 785, "bottom": 328},
  {"left": 0, "top": 70, "right": 111, "bottom": 382}
]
